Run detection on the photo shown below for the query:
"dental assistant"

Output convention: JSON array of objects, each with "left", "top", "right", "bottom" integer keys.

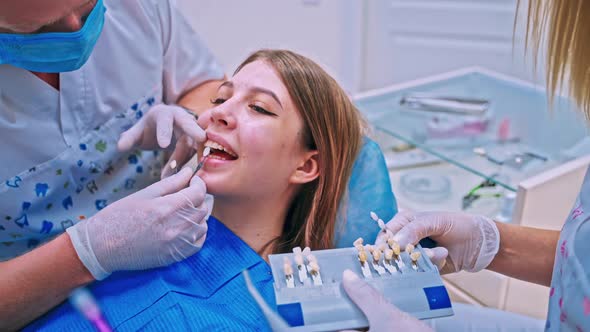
[
  {"left": 0, "top": 0, "right": 225, "bottom": 329},
  {"left": 342, "top": 1, "right": 590, "bottom": 331}
]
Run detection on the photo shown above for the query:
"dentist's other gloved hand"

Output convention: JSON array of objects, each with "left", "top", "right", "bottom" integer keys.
[
  {"left": 117, "top": 103, "right": 205, "bottom": 178},
  {"left": 66, "top": 167, "right": 211, "bottom": 280},
  {"left": 381, "top": 211, "right": 500, "bottom": 274},
  {"left": 341, "top": 270, "right": 433, "bottom": 332}
]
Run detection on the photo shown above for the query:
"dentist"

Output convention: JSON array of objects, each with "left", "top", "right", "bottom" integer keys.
[{"left": 0, "top": 0, "right": 224, "bottom": 330}]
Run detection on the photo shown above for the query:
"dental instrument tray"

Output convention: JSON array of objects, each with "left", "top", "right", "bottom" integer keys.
[{"left": 267, "top": 237, "right": 454, "bottom": 331}]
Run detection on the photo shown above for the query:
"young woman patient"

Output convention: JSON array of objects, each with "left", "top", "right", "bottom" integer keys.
[{"left": 26, "top": 49, "right": 365, "bottom": 331}]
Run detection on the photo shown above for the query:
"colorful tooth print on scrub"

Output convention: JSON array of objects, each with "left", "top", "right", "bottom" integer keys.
[{"left": 0, "top": 92, "right": 164, "bottom": 260}]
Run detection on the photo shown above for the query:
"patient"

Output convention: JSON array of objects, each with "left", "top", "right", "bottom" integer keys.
[{"left": 26, "top": 49, "right": 365, "bottom": 331}]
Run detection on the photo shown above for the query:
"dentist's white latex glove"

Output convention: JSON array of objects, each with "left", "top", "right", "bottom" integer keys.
[
  {"left": 117, "top": 103, "right": 205, "bottom": 178},
  {"left": 380, "top": 211, "right": 500, "bottom": 274},
  {"left": 341, "top": 270, "right": 433, "bottom": 332},
  {"left": 66, "top": 167, "right": 211, "bottom": 280}
]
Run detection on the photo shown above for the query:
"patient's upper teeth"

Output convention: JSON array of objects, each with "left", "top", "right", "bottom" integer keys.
[
  {"left": 223, "top": 147, "right": 236, "bottom": 157},
  {"left": 204, "top": 139, "right": 237, "bottom": 157}
]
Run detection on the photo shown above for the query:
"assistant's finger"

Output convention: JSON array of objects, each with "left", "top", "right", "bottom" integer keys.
[
  {"left": 342, "top": 270, "right": 402, "bottom": 323},
  {"left": 161, "top": 135, "right": 196, "bottom": 179},
  {"left": 342, "top": 269, "right": 434, "bottom": 332},
  {"left": 160, "top": 174, "right": 207, "bottom": 209},
  {"left": 117, "top": 119, "right": 146, "bottom": 152},
  {"left": 383, "top": 210, "right": 416, "bottom": 236},
  {"left": 174, "top": 108, "right": 206, "bottom": 144},
  {"left": 423, "top": 247, "right": 448, "bottom": 271},
  {"left": 156, "top": 109, "right": 175, "bottom": 149}
]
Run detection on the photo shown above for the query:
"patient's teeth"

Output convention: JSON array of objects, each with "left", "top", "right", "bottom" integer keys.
[{"left": 204, "top": 139, "right": 237, "bottom": 157}]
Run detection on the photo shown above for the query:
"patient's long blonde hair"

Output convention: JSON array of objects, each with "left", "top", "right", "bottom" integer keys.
[
  {"left": 234, "top": 50, "right": 363, "bottom": 252},
  {"left": 518, "top": 0, "right": 590, "bottom": 119}
]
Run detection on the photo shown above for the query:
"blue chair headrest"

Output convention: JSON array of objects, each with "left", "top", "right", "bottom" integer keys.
[{"left": 334, "top": 137, "right": 398, "bottom": 248}]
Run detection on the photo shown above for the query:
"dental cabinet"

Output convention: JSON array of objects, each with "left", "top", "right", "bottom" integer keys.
[{"left": 354, "top": 67, "right": 590, "bottom": 319}]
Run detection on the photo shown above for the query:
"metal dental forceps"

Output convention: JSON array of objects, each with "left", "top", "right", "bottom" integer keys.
[{"left": 400, "top": 94, "right": 490, "bottom": 116}]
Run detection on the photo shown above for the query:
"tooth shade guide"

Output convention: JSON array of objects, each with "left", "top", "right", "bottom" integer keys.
[
  {"left": 384, "top": 260, "right": 398, "bottom": 274},
  {"left": 388, "top": 239, "right": 401, "bottom": 256},
  {"left": 302, "top": 247, "right": 311, "bottom": 256},
  {"left": 283, "top": 257, "right": 294, "bottom": 275},
  {"left": 202, "top": 146, "right": 211, "bottom": 157},
  {"left": 370, "top": 211, "right": 379, "bottom": 221},
  {"left": 371, "top": 260, "right": 387, "bottom": 276},
  {"left": 294, "top": 254, "right": 304, "bottom": 266},
  {"left": 405, "top": 244, "right": 415, "bottom": 253},
  {"left": 283, "top": 257, "right": 295, "bottom": 288},
  {"left": 377, "top": 219, "right": 386, "bottom": 231},
  {"left": 291, "top": 247, "right": 308, "bottom": 284},
  {"left": 384, "top": 249, "right": 394, "bottom": 261},
  {"left": 353, "top": 237, "right": 364, "bottom": 247},
  {"left": 359, "top": 255, "right": 372, "bottom": 279},
  {"left": 371, "top": 249, "right": 382, "bottom": 262},
  {"left": 410, "top": 251, "right": 422, "bottom": 271},
  {"left": 308, "top": 261, "right": 323, "bottom": 286},
  {"left": 382, "top": 249, "right": 399, "bottom": 274},
  {"left": 309, "top": 261, "right": 320, "bottom": 273},
  {"left": 358, "top": 250, "right": 367, "bottom": 263},
  {"left": 267, "top": 245, "right": 453, "bottom": 327}
]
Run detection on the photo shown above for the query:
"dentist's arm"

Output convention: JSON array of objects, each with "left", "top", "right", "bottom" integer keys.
[
  {"left": 0, "top": 169, "right": 210, "bottom": 330},
  {"left": 486, "top": 222, "right": 559, "bottom": 286},
  {"left": 0, "top": 234, "right": 93, "bottom": 331}
]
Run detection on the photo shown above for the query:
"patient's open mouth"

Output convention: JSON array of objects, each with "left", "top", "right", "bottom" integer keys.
[{"left": 204, "top": 140, "right": 238, "bottom": 161}]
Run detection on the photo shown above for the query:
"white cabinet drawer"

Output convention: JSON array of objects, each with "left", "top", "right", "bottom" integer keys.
[{"left": 443, "top": 270, "right": 508, "bottom": 308}]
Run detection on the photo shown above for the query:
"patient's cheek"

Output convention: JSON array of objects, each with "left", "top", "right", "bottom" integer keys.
[{"left": 243, "top": 127, "right": 275, "bottom": 156}]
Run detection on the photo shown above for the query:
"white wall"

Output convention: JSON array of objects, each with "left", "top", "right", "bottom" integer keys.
[
  {"left": 178, "top": 0, "right": 545, "bottom": 93},
  {"left": 362, "top": 0, "right": 544, "bottom": 90},
  {"left": 177, "top": 0, "right": 363, "bottom": 93}
]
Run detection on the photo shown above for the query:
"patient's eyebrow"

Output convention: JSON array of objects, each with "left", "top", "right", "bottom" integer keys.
[{"left": 218, "top": 81, "right": 283, "bottom": 108}]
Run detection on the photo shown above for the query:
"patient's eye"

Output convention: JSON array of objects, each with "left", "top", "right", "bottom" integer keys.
[
  {"left": 210, "top": 98, "right": 226, "bottom": 105},
  {"left": 250, "top": 105, "right": 277, "bottom": 117}
]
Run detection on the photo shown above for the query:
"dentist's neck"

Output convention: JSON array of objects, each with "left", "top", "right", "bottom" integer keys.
[{"left": 212, "top": 193, "right": 292, "bottom": 260}]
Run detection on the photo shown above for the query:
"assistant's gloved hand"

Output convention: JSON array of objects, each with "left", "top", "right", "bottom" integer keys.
[
  {"left": 381, "top": 211, "right": 500, "bottom": 274},
  {"left": 341, "top": 270, "right": 433, "bottom": 332},
  {"left": 66, "top": 167, "right": 211, "bottom": 280},
  {"left": 117, "top": 104, "right": 205, "bottom": 179}
]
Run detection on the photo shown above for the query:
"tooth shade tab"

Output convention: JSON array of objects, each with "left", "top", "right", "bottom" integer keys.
[
  {"left": 370, "top": 211, "right": 379, "bottom": 221},
  {"left": 353, "top": 237, "right": 364, "bottom": 247}
]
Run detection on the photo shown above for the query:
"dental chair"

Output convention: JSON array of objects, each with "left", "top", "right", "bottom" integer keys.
[{"left": 335, "top": 137, "right": 398, "bottom": 248}]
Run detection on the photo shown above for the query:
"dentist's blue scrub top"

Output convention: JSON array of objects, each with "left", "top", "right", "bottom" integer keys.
[{"left": 25, "top": 217, "right": 275, "bottom": 331}]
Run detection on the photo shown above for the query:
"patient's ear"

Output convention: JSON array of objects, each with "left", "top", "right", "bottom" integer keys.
[{"left": 290, "top": 151, "right": 319, "bottom": 184}]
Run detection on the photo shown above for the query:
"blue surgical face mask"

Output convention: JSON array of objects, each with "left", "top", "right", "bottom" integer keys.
[{"left": 0, "top": 0, "right": 106, "bottom": 73}]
